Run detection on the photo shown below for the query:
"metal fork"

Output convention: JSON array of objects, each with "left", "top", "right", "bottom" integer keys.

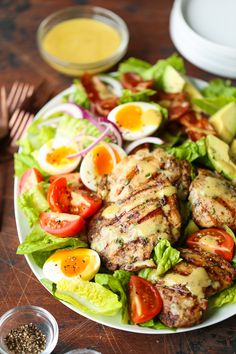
[
  {"left": 0, "top": 86, "right": 9, "bottom": 140},
  {"left": 9, "top": 108, "right": 34, "bottom": 147},
  {"left": 7, "top": 81, "right": 34, "bottom": 116}
]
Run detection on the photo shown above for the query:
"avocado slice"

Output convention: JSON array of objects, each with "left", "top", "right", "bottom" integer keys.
[
  {"left": 161, "top": 65, "right": 185, "bottom": 93},
  {"left": 184, "top": 81, "right": 203, "bottom": 112},
  {"left": 209, "top": 102, "right": 236, "bottom": 143},
  {"left": 206, "top": 135, "right": 236, "bottom": 180}
]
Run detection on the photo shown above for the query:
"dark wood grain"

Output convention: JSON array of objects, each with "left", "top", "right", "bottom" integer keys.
[{"left": 0, "top": 1, "right": 235, "bottom": 353}]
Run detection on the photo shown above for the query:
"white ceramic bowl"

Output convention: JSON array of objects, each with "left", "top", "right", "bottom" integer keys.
[{"left": 170, "top": 0, "right": 236, "bottom": 77}]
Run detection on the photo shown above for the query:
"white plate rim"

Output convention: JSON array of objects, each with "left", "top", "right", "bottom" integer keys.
[{"left": 14, "top": 78, "right": 236, "bottom": 334}]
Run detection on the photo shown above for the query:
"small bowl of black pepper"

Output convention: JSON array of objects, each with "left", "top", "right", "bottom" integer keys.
[{"left": 0, "top": 305, "right": 59, "bottom": 354}]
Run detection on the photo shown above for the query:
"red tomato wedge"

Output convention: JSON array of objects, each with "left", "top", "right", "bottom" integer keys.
[
  {"left": 19, "top": 168, "right": 43, "bottom": 194},
  {"left": 40, "top": 212, "right": 85, "bottom": 237},
  {"left": 49, "top": 172, "right": 82, "bottom": 187},
  {"left": 47, "top": 177, "right": 71, "bottom": 213},
  {"left": 186, "top": 228, "right": 235, "bottom": 262},
  {"left": 129, "top": 276, "right": 163, "bottom": 324},
  {"left": 70, "top": 189, "right": 102, "bottom": 218}
]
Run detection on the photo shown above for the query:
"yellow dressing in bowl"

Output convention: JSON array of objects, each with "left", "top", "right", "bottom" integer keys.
[{"left": 42, "top": 18, "right": 121, "bottom": 64}]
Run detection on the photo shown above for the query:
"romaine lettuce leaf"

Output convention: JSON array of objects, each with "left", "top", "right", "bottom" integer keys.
[
  {"left": 95, "top": 271, "right": 131, "bottom": 323},
  {"left": 14, "top": 152, "right": 47, "bottom": 177},
  {"left": 41, "top": 278, "right": 56, "bottom": 294},
  {"left": 32, "top": 251, "right": 52, "bottom": 268},
  {"left": 17, "top": 224, "right": 87, "bottom": 255},
  {"left": 118, "top": 54, "right": 185, "bottom": 86},
  {"left": 167, "top": 137, "right": 207, "bottom": 162},
  {"left": 153, "top": 239, "right": 181, "bottom": 276},
  {"left": 118, "top": 57, "right": 152, "bottom": 76},
  {"left": 202, "top": 79, "right": 236, "bottom": 98},
  {"left": 55, "top": 278, "right": 122, "bottom": 316},
  {"left": 208, "top": 283, "right": 236, "bottom": 310},
  {"left": 63, "top": 80, "right": 90, "bottom": 109},
  {"left": 119, "top": 89, "right": 156, "bottom": 104},
  {"left": 193, "top": 96, "right": 236, "bottom": 115},
  {"left": 139, "top": 319, "right": 175, "bottom": 330},
  {"left": 17, "top": 182, "right": 49, "bottom": 227}
]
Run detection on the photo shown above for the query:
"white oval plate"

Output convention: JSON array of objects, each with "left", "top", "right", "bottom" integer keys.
[{"left": 14, "top": 79, "right": 236, "bottom": 333}]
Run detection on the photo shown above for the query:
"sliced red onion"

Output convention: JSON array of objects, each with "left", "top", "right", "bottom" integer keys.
[
  {"left": 42, "top": 103, "right": 83, "bottom": 120},
  {"left": 38, "top": 117, "right": 62, "bottom": 128},
  {"left": 125, "top": 137, "right": 164, "bottom": 154},
  {"left": 78, "top": 106, "right": 106, "bottom": 132},
  {"left": 99, "top": 121, "right": 123, "bottom": 147},
  {"left": 67, "top": 126, "right": 111, "bottom": 159},
  {"left": 98, "top": 75, "right": 123, "bottom": 97}
]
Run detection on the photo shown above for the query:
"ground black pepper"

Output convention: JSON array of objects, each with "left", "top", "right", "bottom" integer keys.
[{"left": 4, "top": 323, "right": 46, "bottom": 354}]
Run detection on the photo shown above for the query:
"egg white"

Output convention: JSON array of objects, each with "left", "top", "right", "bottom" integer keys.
[
  {"left": 80, "top": 143, "right": 126, "bottom": 191},
  {"left": 37, "top": 138, "right": 81, "bottom": 175},
  {"left": 107, "top": 102, "right": 162, "bottom": 141},
  {"left": 43, "top": 249, "right": 100, "bottom": 283}
]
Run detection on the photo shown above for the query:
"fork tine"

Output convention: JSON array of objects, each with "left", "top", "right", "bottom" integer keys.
[
  {"left": 7, "top": 81, "right": 20, "bottom": 107},
  {"left": 0, "top": 86, "right": 8, "bottom": 127},
  {"left": 8, "top": 83, "right": 35, "bottom": 114},
  {"left": 9, "top": 109, "right": 25, "bottom": 134},
  {"left": 11, "top": 113, "right": 34, "bottom": 146},
  {"left": 8, "top": 82, "right": 24, "bottom": 113}
]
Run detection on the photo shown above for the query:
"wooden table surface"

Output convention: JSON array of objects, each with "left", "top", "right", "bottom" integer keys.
[{"left": 0, "top": 1, "right": 235, "bottom": 353}]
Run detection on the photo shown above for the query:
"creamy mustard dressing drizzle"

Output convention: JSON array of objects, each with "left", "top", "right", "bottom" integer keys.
[
  {"left": 199, "top": 176, "right": 230, "bottom": 198},
  {"left": 42, "top": 18, "right": 121, "bottom": 64},
  {"left": 162, "top": 267, "right": 212, "bottom": 299}
]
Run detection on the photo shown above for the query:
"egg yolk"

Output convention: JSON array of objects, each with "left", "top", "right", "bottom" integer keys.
[
  {"left": 46, "top": 146, "right": 77, "bottom": 165},
  {"left": 50, "top": 250, "right": 90, "bottom": 277},
  {"left": 93, "top": 145, "right": 114, "bottom": 175},
  {"left": 116, "top": 105, "right": 143, "bottom": 131}
]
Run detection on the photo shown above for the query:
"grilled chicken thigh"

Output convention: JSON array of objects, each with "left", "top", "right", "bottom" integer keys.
[
  {"left": 88, "top": 148, "right": 191, "bottom": 271},
  {"left": 155, "top": 248, "right": 235, "bottom": 327},
  {"left": 189, "top": 169, "right": 236, "bottom": 230}
]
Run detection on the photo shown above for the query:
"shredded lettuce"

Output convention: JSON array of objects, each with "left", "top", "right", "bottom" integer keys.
[
  {"left": 167, "top": 137, "right": 207, "bottom": 162},
  {"left": 95, "top": 271, "right": 132, "bottom": 323},
  {"left": 17, "top": 182, "right": 49, "bottom": 227},
  {"left": 55, "top": 278, "right": 122, "bottom": 316},
  {"left": 202, "top": 79, "right": 236, "bottom": 98},
  {"left": 119, "top": 89, "right": 156, "bottom": 104},
  {"left": 17, "top": 224, "right": 87, "bottom": 255},
  {"left": 208, "top": 283, "right": 236, "bottom": 310}
]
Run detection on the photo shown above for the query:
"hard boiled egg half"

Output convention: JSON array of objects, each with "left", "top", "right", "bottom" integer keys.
[
  {"left": 80, "top": 142, "right": 126, "bottom": 191},
  {"left": 108, "top": 102, "right": 163, "bottom": 141},
  {"left": 43, "top": 248, "right": 100, "bottom": 283},
  {"left": 37, "top": 138, "right": 81, "bottom": 175}
]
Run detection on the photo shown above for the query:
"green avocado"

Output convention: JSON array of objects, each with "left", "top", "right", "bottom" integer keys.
[
  {"left": 184, "top": 81, "right": 203, "bottom": 112},
  {"left": 161, "top": 65, "right": 185, "bottom": 93},
  {"left": 209, "top": 102, "right": 236, "bottom": 143},
  {"left": 206, "top": 135, "right": 236, "bottom": 180}
]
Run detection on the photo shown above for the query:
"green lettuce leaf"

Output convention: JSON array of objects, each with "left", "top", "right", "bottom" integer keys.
[
  {"left": 95, "top": 271, "right": 132, "bottom": 323},
  {"left": 17, "top": 182, "right": 49, "bottom": 227},
  {"left": 17, "top": 224, "right": 87, "bottom": 255},
  {"left": 208, "top": 283, "right": 236, "bottom": 310},
  {"left": 202, "top": 79, "right": 236, "bottom": 98},
  {"left": 193, "top": 96, "right": 236, "bottom": 115},
  {"left": 118, "top": 57, "right": 152, "bottom": 76},
  {"left": 41, "top": 278, "right": 57, "bottom": 295},
  {"left": 14, "top": 153, "right": 48, "bottom": 178},
  {"left": 139, "top": 319, "right": 175, "bottom": 330},
  {"left": 32, "top": 251, "right": 52, "bottom": 268},
  {"left": 118, "top": 54, "right": 185, "bottom": 86},
  {"left": 167, "top": 137, "right": 207, "bottom": 162},
  {"left": 55, "top": 115, "right": 101, "bottom": 142},
  {"left": 55, "top": 278, "right": 122, "bottom": 316},
  {"left": 153, "top": 239, "right": 181, "bottom": 276},
  {"left": 63, "top": 80, "right": 90, "bottom": 109},
  {"left": 119, "top": 89, "right": 156, "bottom": 104}
]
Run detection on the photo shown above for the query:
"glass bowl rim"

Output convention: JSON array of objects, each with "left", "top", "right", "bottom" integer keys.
[
  {"left": 0, "top": 305, "right": 59, "bottom": 354},
  {"left": 37, "top": 5, "right": 129, "bottom": 70}
]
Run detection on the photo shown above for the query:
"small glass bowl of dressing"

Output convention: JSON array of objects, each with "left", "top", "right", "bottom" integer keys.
[
  {"left": 37, "top": 5, "right": 129, "bottom": 76},
  {"left": 0, "top": 305, "right": 59, "bottom": 354}
]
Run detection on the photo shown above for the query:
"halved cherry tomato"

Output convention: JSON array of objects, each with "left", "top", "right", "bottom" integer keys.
[
  {"left": 186, "top": 228, "right": 235, "bottom": 262},
  {"left": 40, "top": 212, "right": 85, "bottom": 237},
  {"left": 47, "top": 177, "right": 71, "bottom": 213},
  {"left": 70, "top": 189, "right": 102, "bottom": 218},
  {"left": 19, "top": 168, "right": 43, "bottom": 194},
  {"left": 49, "top": 172, "right": 82, "bottom": 187},
  {"left": 129, "top": 276, "right": 163, "bottom": 324}
]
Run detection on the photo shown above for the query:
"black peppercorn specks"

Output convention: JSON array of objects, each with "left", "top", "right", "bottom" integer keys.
[{"left": 4, "top": 323, "right": 46, "bottom": 354}]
